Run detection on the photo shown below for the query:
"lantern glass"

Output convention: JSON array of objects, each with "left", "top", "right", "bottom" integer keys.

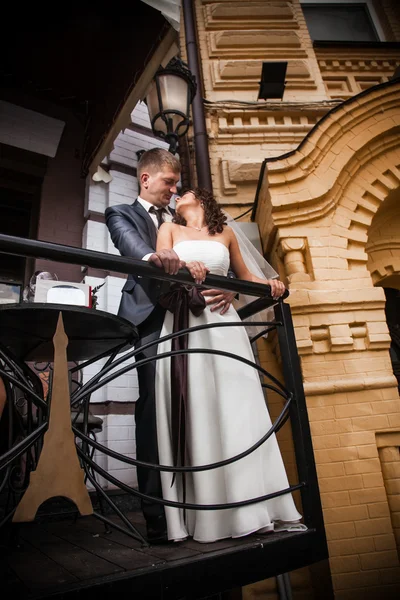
[
  {"left": 146, "top": 73, "right": 189, "bottom": 136},
  {"left": 145, "top": 57, "right": 197, "bottom": 153}
]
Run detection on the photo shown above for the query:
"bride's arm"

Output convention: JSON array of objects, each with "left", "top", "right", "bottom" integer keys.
[
  {"left": 156, "top": 222, "right": 175, "bottom": 252},
  {"left": 226, "top": 227, "right": 285, "bottom": 299}
]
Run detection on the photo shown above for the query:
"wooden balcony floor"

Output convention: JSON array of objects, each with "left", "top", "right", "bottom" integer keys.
[{"left": 2, "top": 511, "right": 323, "bottom": 599}]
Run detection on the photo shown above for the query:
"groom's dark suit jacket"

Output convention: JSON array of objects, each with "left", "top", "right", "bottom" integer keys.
[{"left": 105, "top": 200, "right": 173, "bottom": 327}]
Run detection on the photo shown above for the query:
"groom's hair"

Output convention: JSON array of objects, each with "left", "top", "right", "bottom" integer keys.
[{"left": 137, "top": 148, "right": 181, "bottom": 179}]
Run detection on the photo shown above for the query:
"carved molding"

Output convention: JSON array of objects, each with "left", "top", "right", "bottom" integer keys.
[
  {"left": 206, "top": 30, "right": 305, "bottom": 59},
  {"left": 280, "top": 237, "right": 313, "bottom": 283},
  {"left": 315, "top": 47, "right": 400, "bottom": 100},
  {"left": 289, "top": 287, "right": 386, "bottom": 316},
  {"left": 203, "top": 1, "right": 297, "bottom": 30},
  {"left": 367, "top": 241, "right": 400, "bottom": 285},
  {"left": 304, "top": 374, "right": 397, "bottom": 396},
  {"left": 208, "top": 108, "right": 325, "bottom": 148},
  {"left": 219, "top": 159, "right": 263, "bottom": 195},
  {"left": 209, "top": 59, "right": 316, "bottom": 91},
  {"left": 295, "top": 314, "right": 391, "bottom": 357}
]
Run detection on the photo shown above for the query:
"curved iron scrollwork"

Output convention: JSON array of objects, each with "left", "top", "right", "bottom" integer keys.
[
  {"left": 0, "top": 316, "right": 303, "bottom": 545},
  {"left": 0, "top": 344, "right": 47, "bottom": 527}
]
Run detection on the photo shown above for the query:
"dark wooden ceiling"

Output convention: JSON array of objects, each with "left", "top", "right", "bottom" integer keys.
[{"left": 1, "top": 6, "right": 170, "bottom": 175}]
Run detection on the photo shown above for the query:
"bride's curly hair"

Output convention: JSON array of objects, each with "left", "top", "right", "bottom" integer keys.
[{"left": 173, "top": 187, "right": 227, "bottom": 236}]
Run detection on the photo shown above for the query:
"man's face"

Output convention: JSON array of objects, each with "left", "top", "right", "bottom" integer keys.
[{"left": 141, "top": 167, "right": 180, "bottom": 208}]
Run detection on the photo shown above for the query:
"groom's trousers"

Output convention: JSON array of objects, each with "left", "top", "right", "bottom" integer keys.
[{"left": 134, "top": 303, "right": 167, "bottom": 526}]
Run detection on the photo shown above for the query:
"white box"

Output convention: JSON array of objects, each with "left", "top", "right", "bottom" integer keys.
[{"left": 34, "top": 280, "right": 92, "bottom": 307}]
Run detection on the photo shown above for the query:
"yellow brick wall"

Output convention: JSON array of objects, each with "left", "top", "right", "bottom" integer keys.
[
  {"left": 188, "top": 1, "right": 400, "bottom": 597},
  {"left": 252, "top": 78, "right": 400, "bottom": 599},
  {"left": 195, "top": 0, "right": 331, "bottom": 208}
]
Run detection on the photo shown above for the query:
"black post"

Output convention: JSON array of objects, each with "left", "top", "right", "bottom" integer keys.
[
  {"left": 182, "top": 0, "right": 213, "bottom": 191},
  {"left": 275, "top": 302, "right": 334, "bottom": 598},
  {"left": 274, "top": 302, "right": 326, "bottom": 535}
]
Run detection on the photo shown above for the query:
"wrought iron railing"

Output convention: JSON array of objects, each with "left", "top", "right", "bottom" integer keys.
[{"left": 0, "top": 233, "right": 325, "bottom": 549}]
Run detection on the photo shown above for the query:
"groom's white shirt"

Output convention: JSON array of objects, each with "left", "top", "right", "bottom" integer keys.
[{"left": 137, "top": 195, "right": 173, "bottom": 261}]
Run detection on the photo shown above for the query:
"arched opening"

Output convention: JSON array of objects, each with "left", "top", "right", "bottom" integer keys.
[{"left": 366, "top": 186, "right": 400, "bottom": 391}]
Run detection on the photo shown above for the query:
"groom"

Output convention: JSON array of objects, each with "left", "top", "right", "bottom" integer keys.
[{"left": 105, "top": 148, "right": 235, "bottom": 543}]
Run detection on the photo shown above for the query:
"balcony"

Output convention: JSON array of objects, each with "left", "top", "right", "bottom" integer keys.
[{"left": 0, "top": 233, "right": 331, "bottom": 599}]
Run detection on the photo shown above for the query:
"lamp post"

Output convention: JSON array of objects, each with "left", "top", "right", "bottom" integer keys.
[{"left": 145, "top": 56, "right": 197, "bottom": 155}]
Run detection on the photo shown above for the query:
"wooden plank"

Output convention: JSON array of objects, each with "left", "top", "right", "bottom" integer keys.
[
  {"left": 4, "top": 525, "right": 326, "bottom": 600},
  {"left": 76, "top": 512, "right": 253, "bottom": 562},
  {"left": 77, "top": 513, "right": 204, "bottom": 561},
  {"left": 140, "top": 541, "right": 203, "bottom": 562},
  {"left": 43, "top": 521, "right": 160, "bottom": 570},
  {"left": 20, "top": 523, "right": 123, "bottom": 580},
  {"left": 184, "top": 536, "right": 250, "bottom": 553},
  {"left": 7, "top": 537, "right": 78, "bottom": 591},
  {"left": 76, "top": 515, "right": 147, "bottom": 550},
  {"left": 3, "top": 564, "right": 29, "bottom": 598},
  {"left": 160, "top": 530, "right": 321, "bottom": 600}
]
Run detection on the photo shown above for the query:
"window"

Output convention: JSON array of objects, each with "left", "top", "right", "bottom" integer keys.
[{"left": 301, "top": 1, "right": 383, "bottom": 42}]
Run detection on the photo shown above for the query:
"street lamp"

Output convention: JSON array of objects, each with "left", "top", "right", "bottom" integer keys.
[{"left": 145, "top": 56, "right": 197, "bottom": 154}]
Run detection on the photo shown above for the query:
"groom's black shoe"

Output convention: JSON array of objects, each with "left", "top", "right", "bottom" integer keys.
[{"left": 146, "top": 515, "right": 169, "bottom": 545}]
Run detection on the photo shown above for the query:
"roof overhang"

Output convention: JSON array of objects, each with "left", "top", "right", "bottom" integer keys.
[{"left": 1, "top": 6, "right": 179, "bottom": 176}]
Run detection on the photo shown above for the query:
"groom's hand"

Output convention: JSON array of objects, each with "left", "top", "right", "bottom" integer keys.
[
  {"left": 202, "top": 289, "right": 236, "bottom": 315},
  {"left": 149, "top": 249, "right": 185, "bottom": 275}
]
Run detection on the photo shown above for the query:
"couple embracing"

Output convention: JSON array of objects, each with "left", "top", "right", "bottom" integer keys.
[{"left": 105, "top": 148, "right": 302, "bottom": 545}]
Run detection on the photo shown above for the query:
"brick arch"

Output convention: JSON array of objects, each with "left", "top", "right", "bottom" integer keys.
[
  {"left": 364, "top": 186, "right": 400, "bottom": 288},
  {"left": 258, "top": 78, "right": 400, "bottom": 232},
  {"left": 328, "top": 142, "right": 400, "bottom": 277}
]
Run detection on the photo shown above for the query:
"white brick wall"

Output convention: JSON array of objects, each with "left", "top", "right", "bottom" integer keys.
[
  {"left": 83, "top": 220, "right": 111, "bottom": 254},
  {"left": 85, "top": 176, "right": 108, "bottom": 216},
  {"left": 131, "top": 101, "right": 152, "bottom": 129},
  {"left": 86, "top": 170, "right": 139, "bottom": 217},
  {"left": 82, "top": 100, "right": 166, "bottom": 492},
  {"left": 86, "top": 414, "right": 138, "bottom": 490},
  {"left": 109, "top": 128, "right": 169, "bottom": 168},
  {"left": 81, "top": 275, "right": 139, "bottom": 489},
  {"left": 82, "top": 276, "right": 139, "bottom": 403},
  {"left": 108, "top": 170, "right": 139, "bottom": 208}
]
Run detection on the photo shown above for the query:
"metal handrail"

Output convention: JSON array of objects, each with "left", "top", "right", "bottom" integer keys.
[
  {"left": 0, "top": 233, "right": 288, "bottom": 302},
  {"left": 0, "top": 233, "right": 324, "bottom": 549}
]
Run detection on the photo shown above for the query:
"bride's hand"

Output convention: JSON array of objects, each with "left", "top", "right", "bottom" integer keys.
[
  {"left": 186, "top": 261, "right": 210, "bottom": 285},
  {"left": 266, "top": 279, "right": 286, "bottom": 300}
]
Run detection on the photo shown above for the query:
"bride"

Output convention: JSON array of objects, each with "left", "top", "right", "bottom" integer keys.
[{"left": 155, "top": 187, "right": 303, "bottom": 543}]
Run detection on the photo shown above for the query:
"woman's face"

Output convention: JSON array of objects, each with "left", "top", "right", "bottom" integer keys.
[{"left": 175, "top": 191, "right": 200, "bottom": 215}]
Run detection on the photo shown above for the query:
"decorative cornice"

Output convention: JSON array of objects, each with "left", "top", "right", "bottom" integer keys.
[
  {"left": 203, "top": 1, "right": 297, "bottom": 31},
  {"left": 304, "top": 374, "right": 397, "bottom": 396},
  {"left": 288, "top": 288, "right": 386, "bottom": 315},
  {"left": 206, "top": 30, "right": 306, "bottom": 59}
]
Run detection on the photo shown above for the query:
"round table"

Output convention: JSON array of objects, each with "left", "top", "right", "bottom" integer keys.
[{"left": 0, "top": 303, "right": 138, "bottom": 362}]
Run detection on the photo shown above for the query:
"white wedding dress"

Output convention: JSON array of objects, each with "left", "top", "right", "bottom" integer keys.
[{"left": 155, "top": 240, "right": 302, "bottom": 543}]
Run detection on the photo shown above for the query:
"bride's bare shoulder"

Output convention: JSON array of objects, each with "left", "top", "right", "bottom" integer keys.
[{"left": 223, "top": 225, "right": 235, "bottom": 240}]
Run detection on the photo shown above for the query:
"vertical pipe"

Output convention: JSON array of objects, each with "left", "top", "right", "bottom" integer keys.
[{"left": 182, "top": 0, "right": 213, "bottom": 191}]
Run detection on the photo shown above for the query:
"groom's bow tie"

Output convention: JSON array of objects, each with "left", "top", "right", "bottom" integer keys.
[{"left": 149, "top": 206, "right": 165, "bottom": 229}]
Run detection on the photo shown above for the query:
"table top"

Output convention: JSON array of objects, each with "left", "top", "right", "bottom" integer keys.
[{"left": 0, "top": 303, "right": 138, "bottom": 362}]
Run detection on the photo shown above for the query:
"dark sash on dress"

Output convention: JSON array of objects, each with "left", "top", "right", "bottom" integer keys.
[{"left": 158, "top": 284, "right": 206, "bottom": 485}]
